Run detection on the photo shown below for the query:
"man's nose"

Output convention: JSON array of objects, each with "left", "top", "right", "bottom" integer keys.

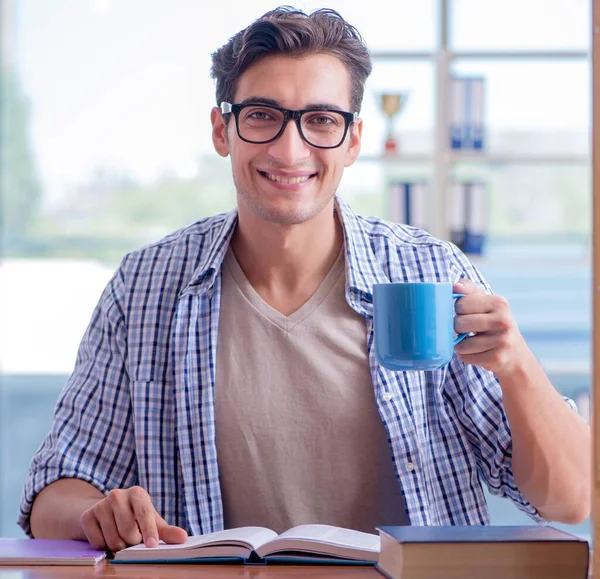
[{"left": 266, "top": 119, "right": 311, "bottom": 164}]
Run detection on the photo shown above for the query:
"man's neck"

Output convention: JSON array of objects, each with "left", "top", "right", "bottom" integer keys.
[{"left": 230, "top": 202, "right": 344, "bottom": 315}]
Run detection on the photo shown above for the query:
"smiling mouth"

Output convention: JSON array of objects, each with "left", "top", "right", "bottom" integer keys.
[{"left": 258, "top": 170, "right": 317, "bottom": 184}]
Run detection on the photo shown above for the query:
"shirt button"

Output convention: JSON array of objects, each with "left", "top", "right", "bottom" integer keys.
[
  {"left": 382, "top": 392, "right": 393, "bottom": 402},
  {"left": 406, "top": 462, "right": 415, "bottom": 472}
]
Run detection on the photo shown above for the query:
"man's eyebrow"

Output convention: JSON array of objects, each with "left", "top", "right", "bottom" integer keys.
[
  {"left": 238, "top": 97, "right": 280, "bottom": 107},
  {"left": 305, "top": 103, "right": 346, "bottom": 111},
  {"left": 237, "top": 97, "right": 347, "bottom": 111}
]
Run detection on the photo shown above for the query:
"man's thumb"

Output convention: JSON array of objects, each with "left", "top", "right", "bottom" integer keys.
[{"left": 454, "top": 278, "right": 483, "bottom": 294}]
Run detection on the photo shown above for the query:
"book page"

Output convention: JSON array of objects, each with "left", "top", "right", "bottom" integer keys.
[
  {"left": 255, "top": 524, "right": 380, "bottom": 561},
  {"left": 275, "top": 524, "right": 380, "bottom": 551},
  {"left": 120, "top": 526, "right": 277, "bottom": 554}
]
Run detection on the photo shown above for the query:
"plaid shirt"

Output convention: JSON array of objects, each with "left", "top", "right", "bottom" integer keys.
[{"left": 20, "top": 196, "right": 556, "bottom": 536}]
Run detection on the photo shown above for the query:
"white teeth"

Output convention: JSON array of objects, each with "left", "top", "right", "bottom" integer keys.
[{"left": 265, "top": 173, "right": 310, "bottom": 184}]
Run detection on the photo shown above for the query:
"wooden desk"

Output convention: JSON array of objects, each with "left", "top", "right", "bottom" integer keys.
[{"left": 0, "top": 564, "right": 380, "bottom": 578}]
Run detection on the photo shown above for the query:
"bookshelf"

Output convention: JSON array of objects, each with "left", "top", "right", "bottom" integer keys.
[
  {"left": 360, "top": 0, "right": 591, "bottom": 242},
  {"left": 355, "top": 3, "right": 594, "bottom": 479}
]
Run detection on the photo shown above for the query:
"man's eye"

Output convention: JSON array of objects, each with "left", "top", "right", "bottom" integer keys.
[
  {"left": 245, "top": 108, "right": 277, "bottom": 121},
  {"left": 305, "top": 113, "right": 341, "bottom": 126}
]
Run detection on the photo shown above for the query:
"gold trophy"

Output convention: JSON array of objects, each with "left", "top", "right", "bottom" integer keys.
[{"left": 379, "top": 92, "right": 409, "bottom": 155}]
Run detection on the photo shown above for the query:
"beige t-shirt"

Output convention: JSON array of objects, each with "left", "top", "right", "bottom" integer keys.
[{"left": 214, "top": 245, "right": 407, "bottom": 534}]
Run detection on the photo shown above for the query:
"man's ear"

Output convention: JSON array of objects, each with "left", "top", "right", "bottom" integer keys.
[
  {"left": 344, "top": 117, "right": 363, "bottom": 167},
  {"left": 211, "top": 107, "right": 230, "bottom": 158}
]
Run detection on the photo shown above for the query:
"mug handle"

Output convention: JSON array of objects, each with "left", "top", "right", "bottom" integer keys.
[{"left": 452, "top": 292, "right": 469, "bottom": 345}]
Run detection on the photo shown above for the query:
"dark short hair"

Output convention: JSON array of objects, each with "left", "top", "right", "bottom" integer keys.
[{"left": 210, "top": 5, "right": 372, "bottom": 114}]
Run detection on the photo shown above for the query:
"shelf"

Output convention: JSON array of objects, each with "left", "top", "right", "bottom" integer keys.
[
  {"left": 450, "top": 49, "right": 589, "bottom": 60},
  {"left": 449, "top": 152, "right": 590, "bottom": 164},
  {"left": 357, "top": 154, "right": 433, "bottom": 163},
  {"left": 370, "top": 49, "right": 589, "bottom": 61},
  {"left": 370, "top": 51, "right": 435, "bottom": 60},
  {"left": 356, "top": 153, "right": 590, "bottom": 165}
]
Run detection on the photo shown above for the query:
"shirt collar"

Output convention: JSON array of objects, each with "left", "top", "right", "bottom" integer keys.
[
  {"left": 335, "top": 195, "right": 390, "bottom": 314},
  {"left": 180, "top": 208, "right": 238, "bottom": 297},
  {"left": 181, "top": 196, "right": 390, "bottom": 310}
]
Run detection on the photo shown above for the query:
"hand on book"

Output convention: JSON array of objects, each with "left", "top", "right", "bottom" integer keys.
[{"left": 80, "top": 486, "right": 188, "bottom": 552}]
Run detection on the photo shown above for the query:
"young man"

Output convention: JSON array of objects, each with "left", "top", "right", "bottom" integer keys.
[{"left": 22, "top": 7, "right": 590, "bottom": 552}]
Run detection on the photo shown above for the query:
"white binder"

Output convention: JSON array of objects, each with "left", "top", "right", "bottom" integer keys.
[
  {"left": 449, "top": 76, "right": 466, "bottom": 150},
  {"left": 449, "top": 180, "right": 467, "bottom": 248},
  {"left": 388, "top": 181, "right": 428, "bottom": 230},
  {"left": 448, "top": 180, "right": 487, "bottom": 254},
  {"left": 449, "top": 75, "right": 486, "bottom": 150}
]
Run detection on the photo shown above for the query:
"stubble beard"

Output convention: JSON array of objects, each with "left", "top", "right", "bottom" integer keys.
[{"left": 234, "top": 178, "right": 335, "bottom": 226}]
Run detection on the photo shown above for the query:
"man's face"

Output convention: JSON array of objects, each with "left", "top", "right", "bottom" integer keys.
[{"left": 211, "top": 53, "right": 363, "bottom": 227}]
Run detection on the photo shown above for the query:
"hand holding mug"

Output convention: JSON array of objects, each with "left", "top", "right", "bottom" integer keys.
[{"left": 452, "top": 278, "right": 530, "bottom": 378}]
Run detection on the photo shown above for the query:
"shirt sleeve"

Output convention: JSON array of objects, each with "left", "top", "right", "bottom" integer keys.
[
  {"left": 443, "top": 242, "right": 579, "bottom": 524},
  {"left": 18, "top": 261, "right": 138, "bottom": 536},
  {"left": 443, "top": 359, "right": 547, "bottom": 523}
]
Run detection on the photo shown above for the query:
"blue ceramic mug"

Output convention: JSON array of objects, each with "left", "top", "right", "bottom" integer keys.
[{"left": 373, "top": 282, "right": 469, "bottom": 371}]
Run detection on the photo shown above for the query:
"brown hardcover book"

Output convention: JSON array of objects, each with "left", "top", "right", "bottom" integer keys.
[{"left": 376, "top": 525, "right": 589, "bottom": 579}]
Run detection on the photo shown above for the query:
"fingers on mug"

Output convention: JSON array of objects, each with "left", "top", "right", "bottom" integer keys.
[{"left": 453, "top": 292, "right": 469, "bottom": 345}]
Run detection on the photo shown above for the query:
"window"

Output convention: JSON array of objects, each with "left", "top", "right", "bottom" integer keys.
[{"left": 0, "top": 0, "right": 591, "bottom": 538}]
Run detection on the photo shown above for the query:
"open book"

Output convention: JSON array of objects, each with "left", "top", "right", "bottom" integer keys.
[{"left": 112, "top": 524, "right": 380, "bottom": 565}]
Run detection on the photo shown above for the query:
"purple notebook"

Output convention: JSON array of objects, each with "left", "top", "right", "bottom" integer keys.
[{"left": 0, "top": 538, "right": 106, "bottom": 565}]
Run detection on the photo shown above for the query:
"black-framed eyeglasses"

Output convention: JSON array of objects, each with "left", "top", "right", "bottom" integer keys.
[{"left": 220, "top": 102, "right": 358, "bottom": 149}]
